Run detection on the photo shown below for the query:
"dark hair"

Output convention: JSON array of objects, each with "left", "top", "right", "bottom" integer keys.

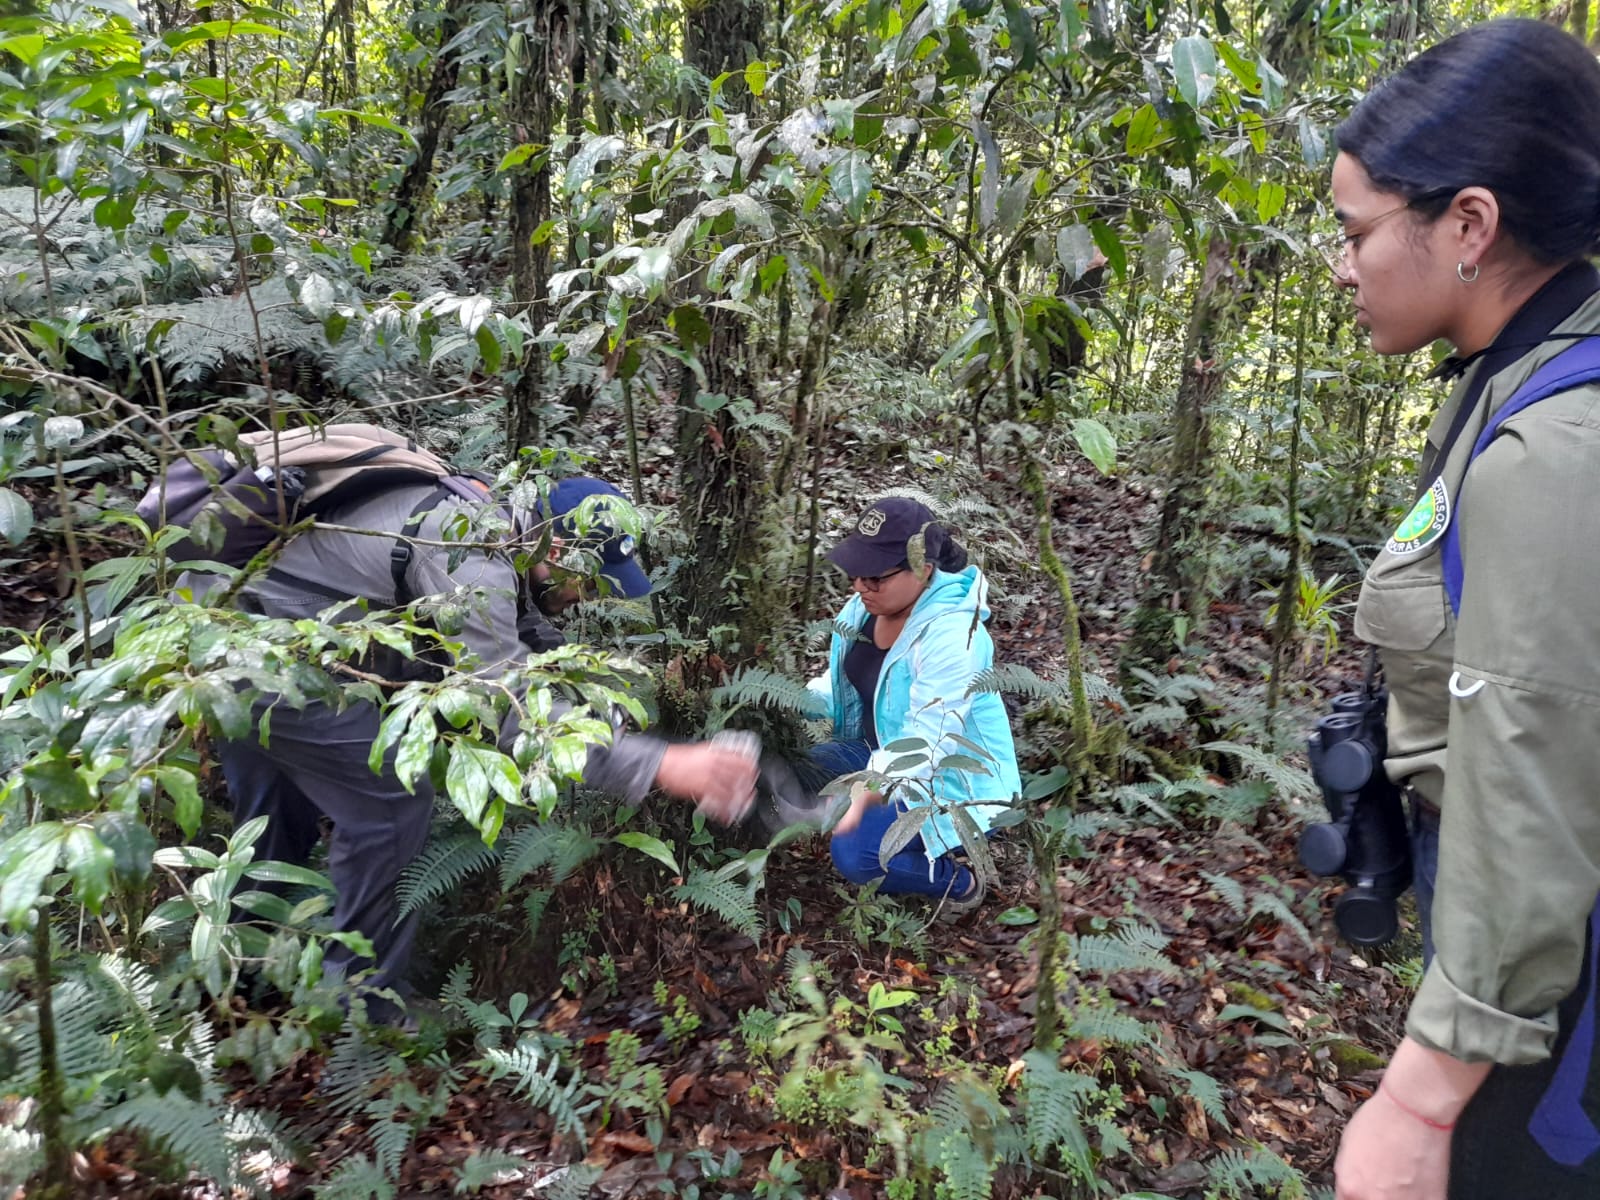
[
  {"left": 920, "top": 523, "right": 969, "bottom": 574},
  {"left": 1336, "top": 19, "right": 1600, "bottom": 263}
]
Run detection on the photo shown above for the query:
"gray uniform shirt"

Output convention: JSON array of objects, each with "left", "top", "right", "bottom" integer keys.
[
  {"left": 1355, "top": 288, "right": 1600, "bottom": 1065},
  {"left": 209, "top": 480, "right": 666, "bottom": 804}
]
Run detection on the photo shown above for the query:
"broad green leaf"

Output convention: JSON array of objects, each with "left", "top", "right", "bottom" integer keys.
[
  {"left": 0, "top": 823, "right": 64, "bottom": 927},
  {"left": 1056, "top": 223, "right": 1097, "bottom": 281},
  {"left": 1125, "top": 103, "right": 1161, "bottom": 155},
  {"left": 459, "top": 294, "right": 492, "bottom": 334},
  {"left": 246, "top": 861, "right": 333, "bottom": 888},
  {"left": 498, "top": 142, "right": 546, "bottom": 172},
  {"left": 0, "top": 489, "right": 32, "bottom": 544},
  {"left": 1171, "top": 36, "right": 1218, "bottom": 109},
  {"left": 1298, "top": 114, "right": 1326, "bottom": 166},
  {"left": 1090, "top": 221, "right": 1127, "bottom": 279},
  {"left": 745, "top": 57, "right": 767, "bottom": 97},
  {"left": 140, "top": 896, "right": 197, "bottom": 936},
  {"left": 94, "top": 812, "right": 156, "bottom": 882},
  {"left": 996, "top": 905, "right": 1039, "bottom": 926},
  {"left": 475, "top": 324, "right": 503, "bottom": 373},
  {"left": 564, "top": 134, "right": 625, "bottom": 197},
  {"left": 829, "top": 150, "right": 873, "bottom": 219},
  {"left": 156, "top": 766, "right": 204, "bottom": 839},
  {"left": 882, "top": 737, "right": 929, "bottom": 754},
  {"left": 445, "top": 742, "right": 522, "bottom": 833},
  {"left": 1256, "top": 179, "right": 1286, "bottom": 223},
  {"left": 1070, "top": 417, "right": 1117, "bottom": 475},
  {"left": 62, "top": 825, "right": 114, "bottom": 914},
  {"left": 23, "top": 756, "right": 92, "bottom": 811},
  {"left": 615, "top": 832, "right": 679, "bottom": 874}
]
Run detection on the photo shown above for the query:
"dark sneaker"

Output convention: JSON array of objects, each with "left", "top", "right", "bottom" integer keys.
[{"left": 935, "top": 869, "right": 986, "bottom": 922}]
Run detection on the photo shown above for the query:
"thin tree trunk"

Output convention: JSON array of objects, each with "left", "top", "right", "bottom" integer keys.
[
  {"left": 1266, "top": 290, "right": 1312, "bottom": 721},
  {"left": 382, "top": 0, "right": 470, "bottom": 252}
]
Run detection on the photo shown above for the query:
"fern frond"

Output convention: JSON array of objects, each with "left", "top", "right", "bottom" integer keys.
[
  {"left": 103, "top": 1092, "right": 240, "bottom": 1191},
  {"left": 544, "top": 1163, "right": 604, "bottom": 1200},
  {"left": 1169, "top": 1066, "right": 1230, "bottom": 1129},
  {"left": 1200, "top": 740, "right": 1318, "bottom": 801},
  {"left": 1249, "top": 890, "right": 1316, "bottom": 951},
  {"left": 965, "top": 662, "right": 1067, "bottom": 703},
  {"left": 480, "top": 1039, "right": 594, "bottom": 1148},
  {"left": 1063, "top": 1003, "right": 1158, "bottom": 1050},
  {"left": 1071, "top": 924, "right": 1179, "bottom": 980},
  {"left": 397, "top": 833, "right": 498, "bottom": 917},
  {"left": 454, "top": 1148, "right": 530, "bottom": 1193},
  {"left": 673, "top": 867, "right": 763, "bottom": 940},
  {"left": 321, "top": 1030, "right": 400, "bottom": 1117},
  {"left": 1021, "top": 1050, "right": 1095, "bottom": 1163},
  {"left": 1201, "top": 870, "right": 1249, "bottom": 920},
  {"left": 371, "top": 1117, "right": 413, "bottom": 1179},
  {"left": 319, "top": 1151, "right": 398, "bottom": 1200},
  {"left": 711, "top": 666, "right": 817, "bottom": 715},
  {"left": 1205, "top": 1144, "right": 1308, "bottom": 1199},
  {"left": 498, "top": 822, "right": 597, "bottom": 889}
]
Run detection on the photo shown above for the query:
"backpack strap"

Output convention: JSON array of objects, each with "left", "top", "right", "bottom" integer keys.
[
  {"left": 1439, "top": 337, "right": 1600, "bottom": 614},
  {"left": 390, "top": 474, "right": 497, "bottom": 606}
]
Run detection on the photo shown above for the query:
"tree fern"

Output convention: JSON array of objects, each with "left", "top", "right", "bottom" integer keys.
[
  {"left": 673, "top": 865, "right": 763, "bottom": 940},
  {"left": 397, "top": 832, "right": 498, "bottom": 917},
  {"left": 136, "top": 278, "right": 329, "bottom": 386},
  {"left": 1071, "top": 923, "right": 1179, "bottom": 980},
  {"left": 319, "top": 1151, "right": 398, "bottom": 1200},
  {"left": 480, "top": 1039, "right": 594, "bottom": 1148}
]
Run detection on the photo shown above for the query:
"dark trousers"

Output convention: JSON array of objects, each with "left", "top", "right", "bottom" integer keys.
[
  {"left": 219, "top": 699, "right": 434, "bottom": 1013},
  {"left": 1411, "top": 805, "right": 1600, "bottom": 1196},
  {"left": 807, "top": 740, "right": 973, "bottom": 898}
]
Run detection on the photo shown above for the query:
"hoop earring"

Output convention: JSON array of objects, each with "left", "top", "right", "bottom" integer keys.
[{"left": 1457, "top": 261, "right": 1480, "bottom": 283}]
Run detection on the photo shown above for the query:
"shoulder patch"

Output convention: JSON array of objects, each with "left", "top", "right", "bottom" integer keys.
[{"left": 1386, "top": 478, "right": 1451, "bottom": 557}]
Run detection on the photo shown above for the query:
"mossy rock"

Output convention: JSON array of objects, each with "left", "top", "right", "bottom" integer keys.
[
  {"left": 1326, "top": 1039, "right": 1388, "bottom": 1078},
  {"left": 1223, "top": 981, "right": 1279, "bottom": 1012}
]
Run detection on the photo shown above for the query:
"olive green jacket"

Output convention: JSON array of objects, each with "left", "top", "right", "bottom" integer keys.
[{"left": 1354, "top": 291, "right": 1600, "bottom": 1066}]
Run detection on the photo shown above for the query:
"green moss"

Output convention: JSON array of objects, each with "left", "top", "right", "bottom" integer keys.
[
  {"left": 1326, "top": 1040, "right": 1388, "bottom": 1077},
  {"left": 1223, "top": 981, "right": 1278, "bottom": 1012}
]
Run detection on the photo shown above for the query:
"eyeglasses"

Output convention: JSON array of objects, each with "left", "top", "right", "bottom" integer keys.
[
  {"left": 1311, "top": 202, "right": 1412, "bottom": 280},
  {"left": 849, "top": 567, "right": 907, "bottom": 592}
]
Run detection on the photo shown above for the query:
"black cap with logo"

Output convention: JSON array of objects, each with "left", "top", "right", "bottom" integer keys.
[{"left": 826, "top": 496, "right": 938, "bottom": 578}]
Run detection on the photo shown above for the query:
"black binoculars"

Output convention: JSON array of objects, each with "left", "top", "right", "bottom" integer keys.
[{"left": 1300, "top": 684, "right": 1413, "bottom": 946}]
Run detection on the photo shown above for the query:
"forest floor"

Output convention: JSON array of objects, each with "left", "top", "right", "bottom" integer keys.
[{"left": 40, "top": 393, "right": 1416, "bottom": 1200}]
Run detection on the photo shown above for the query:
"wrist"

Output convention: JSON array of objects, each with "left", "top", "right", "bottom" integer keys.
[
  {"left": 1378, "top": 1036, "right": 1491, "bottom": 1127},
  {"left": 1378, "top": 1081, "right": 1456, "bottom": 1132}
]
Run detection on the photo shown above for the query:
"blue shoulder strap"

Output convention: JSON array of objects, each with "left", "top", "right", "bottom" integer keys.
[{"left": 1439, "top": 337, "right": 1600, "bottom": 614}]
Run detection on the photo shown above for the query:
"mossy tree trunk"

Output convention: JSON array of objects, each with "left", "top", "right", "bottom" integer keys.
[{"left": 382, "top": 0, "right": 471, "bottom": 253}]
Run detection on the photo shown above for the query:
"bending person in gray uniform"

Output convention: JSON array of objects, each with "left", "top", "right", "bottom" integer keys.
[{"left": 203, "top": 474, "right": 756, "bottom": 1021}]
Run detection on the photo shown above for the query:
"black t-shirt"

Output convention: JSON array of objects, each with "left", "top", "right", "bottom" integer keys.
[{"left": 843, "top": 615, "right": 890, "bottom": 750}]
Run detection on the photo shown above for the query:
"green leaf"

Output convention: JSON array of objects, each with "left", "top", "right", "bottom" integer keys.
[
  {"left": 1125, "top": 103, "right": 1161, "bottom": 155},
  {"left": 0, "top": 488, "right": 33, "bottom": 544},
  {"left": 23, "top": 756, "right": 92, "bottom": 812},
  {"left": 1070, "top": 417, "right": 1117, "bottom": 475},
  {"left": 299, "top": 273, "right": 335, "bottom": 320},
  {"left": 1022, "top": 766, "right": 1071, "bottom": 801},
  {"left": 996, "top": 905, "right": 1039, "bottom": 926},
  {"left": 829, "top": 150, "right": 873, "bottom": 219},
  {"left": 498, "top": 142, "right": 547, "bottom": 172},
  {"left": 1298, "top": 114, "right": 1326, "bottom": 166},
  {"left": 245, "top": 861, "right": 333, "bottom": 889},
  {"left": 141, "top": 896, "right": 198, "bottom": 936},
  {"left": 475, "top": 324, "right": 503, "bottom": 374},
  {"left": 615, "top": 832, "right": 679, "bottom": 875},
  {"left": 564, "top": 134, "right": 625, "bottom": 196},
  {"left": 1256, "top": 179, "right": 1286, "bottom": 223},
  {"left": 745, "top": 57, "right": 767, "bottom": 97},
  {"left": 1171, "top": 36, "right": 1218, "bottom": 108},
  {"left": 1089, "top": 221, "right": 1127, "bottom": 280},
  {"left": 445, "top": 742, "right": 522, "bottom": 833},
  {"left": 62, "top": 825, "right": 114, "bottom": 914},
  {"left": 94, "top": 812, "right": 156, "bottom": 882},
  {"left": 156, "top": 766, "right": 204, "bottom": 839},
  {"left": 0, "top": 823, "right": 64, "bottom": 927}
]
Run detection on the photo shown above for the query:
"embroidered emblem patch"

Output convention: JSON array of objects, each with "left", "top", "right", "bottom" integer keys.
[
  {"left": 858, "top": 507, "right": 887, "bottom": 535},
  {"left": 1386, "top": 478, "right": 1451, "bottom": 557}
]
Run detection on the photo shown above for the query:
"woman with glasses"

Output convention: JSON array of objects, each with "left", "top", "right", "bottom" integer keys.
[
  {"left": 1326, "top": 20, "right": 1600, "bottom": 1200},
  {"left": 804, "top": 496, "right": 1020, "bottom": 914}
]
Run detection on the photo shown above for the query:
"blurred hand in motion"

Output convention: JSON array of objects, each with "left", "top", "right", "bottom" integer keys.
[{"left": 654, "top": 742, "right": 759, "bottom": 825}]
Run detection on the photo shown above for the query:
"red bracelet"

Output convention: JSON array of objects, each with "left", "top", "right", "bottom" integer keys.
[{"left": 1378, "top": 1082, "right": 1457, "bottom": 1132}]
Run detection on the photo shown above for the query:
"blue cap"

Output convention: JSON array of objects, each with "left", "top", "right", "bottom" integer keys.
[{"left": 543, "top": 477, "right": 652, "bottom": 599}]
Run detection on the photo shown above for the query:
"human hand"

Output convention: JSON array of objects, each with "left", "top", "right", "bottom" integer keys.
[
  {"left": 1334, "top": 1088, "right": 1452, "bottom": 1200},
  {"left": 653, "top": 742, "right": 758, "bottom": 826},
  {"left": 831, "top": 782, "right": 885, "bottom": 836}
]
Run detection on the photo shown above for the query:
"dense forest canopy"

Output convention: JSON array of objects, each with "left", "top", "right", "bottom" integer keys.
[{"left": 0, "top": 0, "right": 1579, "bottom": 1196}]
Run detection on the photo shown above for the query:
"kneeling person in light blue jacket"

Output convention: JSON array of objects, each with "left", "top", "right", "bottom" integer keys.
[{"left": 809, "top": 497, "right": 1021, "bottom": 913}]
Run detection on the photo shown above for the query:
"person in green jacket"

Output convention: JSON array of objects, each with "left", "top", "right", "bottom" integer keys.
[{"left": 1324, "top": 20, "right": 1600, "bottom": 1200}]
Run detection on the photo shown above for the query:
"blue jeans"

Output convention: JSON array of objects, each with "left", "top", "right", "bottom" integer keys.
[{"left": 807, "top": 740, "right": 974, "bottom": 898}]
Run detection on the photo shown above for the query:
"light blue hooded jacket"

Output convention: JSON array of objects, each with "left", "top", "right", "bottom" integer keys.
[{"left": 809, "top": 564, "right": 1021, "bottom": 863}]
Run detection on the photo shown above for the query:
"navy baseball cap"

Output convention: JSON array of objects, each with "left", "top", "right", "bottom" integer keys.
[
  {"left": 826, "top": 496, "right": 937, "bottom": 578},
  {"left": 543, "top": 477, "right": 652, "bottom": 599}
]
